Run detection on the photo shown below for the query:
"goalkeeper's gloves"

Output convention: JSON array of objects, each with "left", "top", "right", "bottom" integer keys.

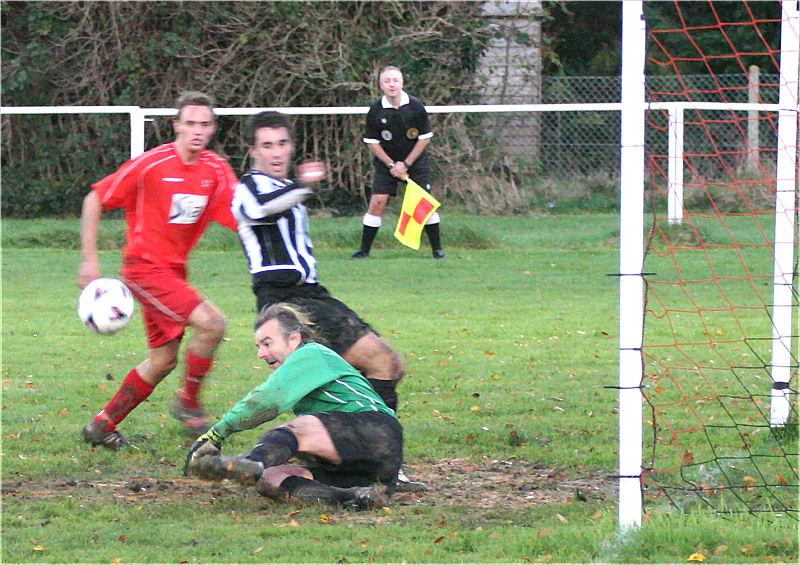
[{"left": 184, "top": 428, "right": 224, "bottom": 476}]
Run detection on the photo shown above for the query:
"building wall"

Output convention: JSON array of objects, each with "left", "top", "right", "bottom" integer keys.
[{"left": 477, "top": 1, "right": 544, "bottom": 165}]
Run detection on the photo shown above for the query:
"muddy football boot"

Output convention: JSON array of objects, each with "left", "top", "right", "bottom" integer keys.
[
  {"left": 82, "top": 419, "right": 129, "bottom": 450},
  {"left": 341, "top": 485, "right": 387, "bottom": 511},
  {"left": 171, "top": 399, "right": 211, "bottom": 437},
  {"left": 390, "top": 467, "right": 428, "bottom": 493},
  {"left": 187, "top": 455, "right": 265, "bottom": 484}
]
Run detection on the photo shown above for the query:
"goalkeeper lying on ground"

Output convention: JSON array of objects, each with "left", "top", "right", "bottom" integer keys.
[{"left": 184, "top": 302, "right": 403, "bottom": 510}]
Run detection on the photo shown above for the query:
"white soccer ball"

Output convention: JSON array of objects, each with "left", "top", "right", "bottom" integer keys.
[
  {"left": 300, "top": 169, "right": 326, "bottom": 183},
  {"left": 78, "top": 278, "right": 135, "bottom": 335}
]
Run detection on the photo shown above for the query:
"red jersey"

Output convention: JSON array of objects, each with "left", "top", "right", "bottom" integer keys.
[{"left": 93, "top": 143, "right": 237, "bottom": 266}]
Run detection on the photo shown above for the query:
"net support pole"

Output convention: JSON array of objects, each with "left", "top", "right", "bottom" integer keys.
[
  {"left": 618, "top": 0, "right": 646, "bottom": 530},
  {"left": 770, "top": 0, "right": 800, "bottom": 427},
  {"left": 747, "top": 65, "right": 761, "bottom": 174},
  {"left": 667, "top": 106, "right": 685, "bottom": 224}
]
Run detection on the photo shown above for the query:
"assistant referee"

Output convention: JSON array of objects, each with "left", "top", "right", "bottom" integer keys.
[{"left": 351, "top": 65, "right": 445, "bottom": 259}]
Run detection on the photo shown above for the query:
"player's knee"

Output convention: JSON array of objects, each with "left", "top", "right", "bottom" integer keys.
[
  {"left": 285, "top": 415, "right": 323, "bottom": 440},
  {"left": 378, "top": 339, "right": 405, "bottom": 381},
  {"left": 148, "top": 356, "right": 178, "bottom": 380},
  {"left": 207, "top": 315, "right": 226, "bottom": 340},
  {"left": 367, "top": 195, "right": 389, "bottom": 216},
  {"left": 192, "top": 304, "right": 227, "bottom": 341},
  {"left": 389, "top": 350, "right": 405, "bottom": 382}
]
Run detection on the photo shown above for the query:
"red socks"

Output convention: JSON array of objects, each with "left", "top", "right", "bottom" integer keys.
[
  {"left": 96, "top": 369, "right": 154, "bottom": 431},
  {"left": 179, "top": 352, "right": 213, "bottom": 410},
  {"left": 94, "top": 354, "right": 213, "bottom": 430}
]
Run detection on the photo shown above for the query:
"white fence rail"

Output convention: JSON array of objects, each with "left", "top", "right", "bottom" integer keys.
[{"left": 2, "top": 101, "right": 779, "bottom": 208}]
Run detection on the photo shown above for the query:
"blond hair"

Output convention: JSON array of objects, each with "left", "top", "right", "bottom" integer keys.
[{"left": 255, "top": 302, "right": 318, "bottom": 345}]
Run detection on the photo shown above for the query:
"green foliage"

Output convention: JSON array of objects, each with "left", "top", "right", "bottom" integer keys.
[
  {"left": 644, "top": 2, "right": 782, "bottom": 76},
  {"left": 542, "top": 1, "right": 782, "bottom": 77},
  {"left": 541, "top": 1, "right": 622, "bottom": 76},
  {"left": 0, "top": 114, "right": 131, "bottom": 217},
  {"left": 1, "top": 1, "right": 493, "bottom": 217}
]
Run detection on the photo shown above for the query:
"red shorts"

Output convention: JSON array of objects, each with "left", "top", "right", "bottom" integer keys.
[{"left": 121, "top": 260, "right": 203, "bottom": 349}]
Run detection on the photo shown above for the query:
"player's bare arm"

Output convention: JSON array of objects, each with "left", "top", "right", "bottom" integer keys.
[
  {"left": 394, "top": 137, "right": 431, "bottom": 176},
  {"left": 367, "top": 142, "right": 394, "bottom": 168},
  {"left": 78, "top": 190, "right": 104, "bottom": 287}
]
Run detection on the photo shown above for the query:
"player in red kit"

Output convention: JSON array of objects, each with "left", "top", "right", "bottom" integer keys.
[{"left": 78, "top": 92, "right": 238, "bottom": 449}]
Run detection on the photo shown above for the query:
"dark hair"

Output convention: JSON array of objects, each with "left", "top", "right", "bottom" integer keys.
[
  {"left": 255, "top": 302, "right": 317, "bottom": 345},
  {"left": 246, "top": 111, "right": 293, "bottom": 146},
  {"left": 175, "top": 91, "right": 216, "bottom": 120}
]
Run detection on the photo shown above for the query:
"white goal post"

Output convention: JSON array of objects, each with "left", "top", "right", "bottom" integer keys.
[
  {"left": 617, "top": 0, "right": 647, "bottom": 531},
  {"left": 770, "top": 0, "right": 800, "bottom": 428}
]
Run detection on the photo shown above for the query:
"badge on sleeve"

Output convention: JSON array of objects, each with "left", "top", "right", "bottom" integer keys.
[{"left": 406, "top": 128, "right": 419, "bottom": 139}]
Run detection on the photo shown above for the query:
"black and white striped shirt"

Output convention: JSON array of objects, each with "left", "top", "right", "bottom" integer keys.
[{"left": 232, "top": 171, "right": 317, "bottom": 287}]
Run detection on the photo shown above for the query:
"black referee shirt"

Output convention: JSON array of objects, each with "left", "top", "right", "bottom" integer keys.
[{"left": 363, "top": 92, "right": 433, "bottom": 164}]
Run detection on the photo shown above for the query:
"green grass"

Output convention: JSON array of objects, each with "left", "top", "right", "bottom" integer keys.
[{"left": 2, "top": 214, "right": 797, "bottom": 563}]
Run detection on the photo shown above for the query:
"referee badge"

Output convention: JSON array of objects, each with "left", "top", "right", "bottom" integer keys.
[
  {"left": 381, "top": 130, "right": 393, "bottom": 141},
  {"left": 406, "top": 128, "right": 419, "bottom": 139}
]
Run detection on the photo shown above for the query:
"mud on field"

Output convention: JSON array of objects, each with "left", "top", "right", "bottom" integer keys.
[{"left": 2, "top": 458, "right": 617, "bottom": 518}]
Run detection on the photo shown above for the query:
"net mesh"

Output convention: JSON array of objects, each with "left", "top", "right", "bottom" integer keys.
[{"left": 641, "top": 0, "right": 798, "bottom": 518}]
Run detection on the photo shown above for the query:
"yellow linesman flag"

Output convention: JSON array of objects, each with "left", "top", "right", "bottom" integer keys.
[{"left": 394, "top": 177, "right": 441, "bottom": 250}]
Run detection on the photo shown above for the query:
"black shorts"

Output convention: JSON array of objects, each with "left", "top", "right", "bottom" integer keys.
[
  {"left": 254, "top": 283, "right": 375, "bottom": 355},
  {"left": 301, "top": 410, "right": 403, "bottom": 487},
  {"left": 372, "top": 158, "right": 432, "bottom": 196}
]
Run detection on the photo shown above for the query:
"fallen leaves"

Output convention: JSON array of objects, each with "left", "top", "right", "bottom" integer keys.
[{"left": 277, "top": 519, "right": 300, "bottom": 528}]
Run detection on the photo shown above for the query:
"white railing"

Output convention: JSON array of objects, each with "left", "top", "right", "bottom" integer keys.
[{"left": 2, "top": 101, "right": 779, "bottom": 209}]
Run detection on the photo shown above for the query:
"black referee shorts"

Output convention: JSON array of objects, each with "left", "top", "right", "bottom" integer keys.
[
  {"left": 254, "top": 283, "right": 376, "bottom": 355},
  {"left": 301, "top": 410, "right": 403, "bottom": 487},
  {"left": 372, "top": 159, "right": 432, "bottom": 196}
]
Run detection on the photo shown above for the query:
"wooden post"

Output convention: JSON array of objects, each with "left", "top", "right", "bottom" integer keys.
[{"left": 747, "top": 65, "right": 760, "bottom": 173}]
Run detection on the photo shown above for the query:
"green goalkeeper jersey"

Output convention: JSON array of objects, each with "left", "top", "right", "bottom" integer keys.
[{"left": 212, "top": 342, "right": 395, "bottom": 439}]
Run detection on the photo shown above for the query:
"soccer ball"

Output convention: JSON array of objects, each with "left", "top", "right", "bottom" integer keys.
[{"left": 78, "top": 278, "right": 135, "bottom": 335}]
